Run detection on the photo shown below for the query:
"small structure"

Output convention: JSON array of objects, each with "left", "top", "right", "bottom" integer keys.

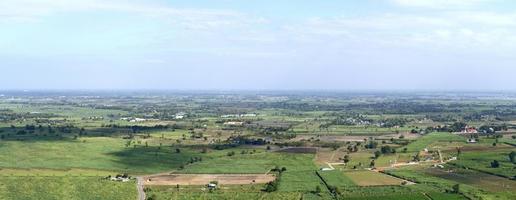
[
  {"left": 320, "top": 167, "right": 334, "bottom": 171},
  {"left": 207, "top": 183, "right": 217, "bottom": 189},
  {"left": 175, "top": 112, "right": 186, "bottom": 119},
  {"left": 109, "top": 174, "right": 131, "bottom": 182},
  {"left": 467, "top": 138, "right": 477, "bottom": 143},
  {"left": 224, "top": 121, "right": 244, "bottom": 126}
]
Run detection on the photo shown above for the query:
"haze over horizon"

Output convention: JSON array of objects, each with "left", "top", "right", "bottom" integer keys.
[{"left": 2, "top": 0, "right": 516, "bottom": 91}]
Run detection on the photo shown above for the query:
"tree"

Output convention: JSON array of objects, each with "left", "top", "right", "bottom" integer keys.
[
  {"left": 381, "top": 146, "right": 394, "bottom": 154},
  {"left": 175, "top": 148, "right": 181, "bottom": 153},
  {"left": 369, "top": 160, "right": 376, "bottom": 168},
  {"left": 413, "top": 152, "right": 420, "bottom": 162},
  {"left": 452, "top": 184, "right": 460, "bottom": 194},
  {"left": 374, "top": 151, "right": 381, "bottom": 159},
  {"left": 490, "top": 160, "right": 500, "bottom": 168},
  {"left": 509, "top": 151, "right": 516, "bottom": 163},
  {"left": 343, "top": 155, "right": 350, "bottom": 165}
]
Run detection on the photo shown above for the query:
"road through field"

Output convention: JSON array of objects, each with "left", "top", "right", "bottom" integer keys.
[{"left": 136, "top": 177, "right": 145, "bottom": 200}]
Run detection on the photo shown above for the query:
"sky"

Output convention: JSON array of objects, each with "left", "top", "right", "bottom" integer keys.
[{"left": 1, "top": 0, "right": 516, "bottom": 91}]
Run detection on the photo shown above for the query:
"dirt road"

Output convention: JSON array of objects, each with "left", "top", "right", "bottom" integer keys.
[{"left": 136, "top": 177, "right": 145, "bottom": 200}]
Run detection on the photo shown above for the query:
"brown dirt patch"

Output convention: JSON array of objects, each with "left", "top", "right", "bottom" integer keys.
[
  {"left": 315, "top": 148, "right": 347, "bottom": 164},
  {"left": 344, "top": 170, "right": 405, "bottom": 186},
  {"left": 143, "top": 174, "right": 276, "bottom": 186}
]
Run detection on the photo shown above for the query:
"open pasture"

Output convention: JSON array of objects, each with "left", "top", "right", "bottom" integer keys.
[
  {"left": 0, "top": 137, "right": 201, "bottom": 174},
  {"left": 401, "top": 132, "right": 465, "bottom": 152},
  {"left": 0, "top": 176, "right": 137, "bottom": 200}
]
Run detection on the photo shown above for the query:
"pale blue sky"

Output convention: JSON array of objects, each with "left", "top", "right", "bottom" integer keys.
[{"left": 1, "top": 0, "right": 516, "bottom": 90}]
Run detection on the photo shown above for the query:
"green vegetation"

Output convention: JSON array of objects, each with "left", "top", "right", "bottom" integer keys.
[
  {"left": 0, "top": 91, "right": 515, "bottom": 199},
  {"left": 401, "top": 132, "right": 465, "bottom": 152},
  {"left": 0, "top": 176, "right": 136, "bottom": 200},
  {"left": 0, "top": 137, "right": 201, "bottom": 174}
]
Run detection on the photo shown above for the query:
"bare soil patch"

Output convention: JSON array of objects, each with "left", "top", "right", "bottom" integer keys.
[
  {"left": 344, "top": 170, "right": 406, "bottom": 186},
  {"left": 142, "top": 174, "right": 275, "bottom": 186},
  {"left": 315, "top": 148, "right": 347, "bottom": 164}
]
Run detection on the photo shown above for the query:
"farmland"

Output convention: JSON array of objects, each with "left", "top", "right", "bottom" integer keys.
[
  {"left": 0, "top": 91, "right": 515, "bottom": 199},
  {"left": 0, "top": 177, "right": 136, "bottom": 200}
]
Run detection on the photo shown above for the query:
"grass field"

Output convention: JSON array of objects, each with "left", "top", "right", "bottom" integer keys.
[
  {"left": 318, "top": 170, "right": 355, "bottom": 187},
  {"left": 338, "top": 185, "right": 429, "bottom": 200},
  {"left": 385, "top": 165, "right": 514, "bottom": 200},
  {"left": 450, "top": 149, "right": 516, "bottom": 178},
  {"left": 401, "top": 132, "right": 465, "bottom": 152},
  {"left": 0, "top": 137, "right": 201, "bottom": 174},
  {"left": 0, "top": 176, "right": 136, "bottom": 200},
  {"left": 424, "top": 167, "right": 516, "bottom": 193},
  {"left": 145, "top": 185, "right": 305, "bottom": 200}
]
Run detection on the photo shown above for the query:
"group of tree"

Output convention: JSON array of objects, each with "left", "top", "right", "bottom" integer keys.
[{"left": 263, "top": 166, "right": 285, "bottom": 192}]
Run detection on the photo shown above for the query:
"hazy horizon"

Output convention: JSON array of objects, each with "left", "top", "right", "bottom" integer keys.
[{"left": 2, "top": 0, "right": 516, "bottom": 90}]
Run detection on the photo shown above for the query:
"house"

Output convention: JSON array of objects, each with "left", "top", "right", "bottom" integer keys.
[{"left": 461, "top": 126, "right": 478, "bottom": 134}]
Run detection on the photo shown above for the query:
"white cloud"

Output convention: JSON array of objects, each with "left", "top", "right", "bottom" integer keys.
[
  {"left": 280, "top": 11, "right": 516, "bottom": 58},
  {"left": 0, "top": 0, "right": 256, "bottom": 30},
  {"left": 391, "top": 0, "right": 491, "bottom": 8}
]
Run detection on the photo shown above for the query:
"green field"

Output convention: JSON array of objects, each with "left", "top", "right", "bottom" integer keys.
[
  {"left": 451, "top": 149, "right": 516, "bottom": 178},
  {"left": 1, "top": 92, "right": 515, "bottom": 200},
  {"left": 0, "top": 176, "right": 136, "bottom": 200},
  {"left": 145, "top": 185, "right": 305, "bottom": 200},
  {"left": 318, "top": 170, "right": 355, "bottom": 187},
  {"left": 401, "top": 132, "right": 465, "bottom": 152},
  {"left": 0, "top": 137, "right": 200, "bottom": 174},
  {"left": 385, "top": 165, "right": 515, "bottom": 200}
]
